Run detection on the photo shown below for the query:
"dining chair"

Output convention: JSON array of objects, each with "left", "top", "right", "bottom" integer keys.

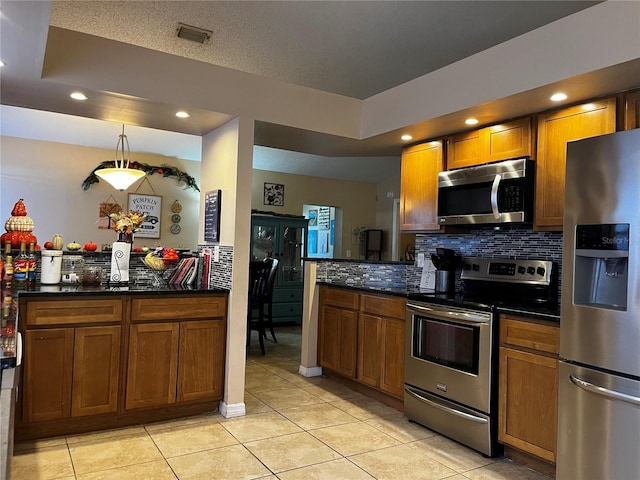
[{"left": 247, "top": 259, "right": 274, "bottom": 355}]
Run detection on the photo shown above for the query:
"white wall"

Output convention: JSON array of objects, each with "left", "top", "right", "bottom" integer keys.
[{"left": 0, "top": 136, "right": 201, "bottom": 250}]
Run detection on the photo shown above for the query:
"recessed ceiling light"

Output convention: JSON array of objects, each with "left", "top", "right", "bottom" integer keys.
[
  {"left": 550, "top": 93, "right": 568, "bottom": 102},
  {"left": 465, "top": 118, "right": 479, "bottom": 125},
  {"left": 401, "top": 134, "right": 413, "bottom": 141},
  {"left": 70, "top": 92, "right": 88, "bottom": 100},
  {"left": 0, "top": 60, "right": 5, "bottom": 67},
  {"left": 176, "top": 111, "right": 190, "bottom": 118}
]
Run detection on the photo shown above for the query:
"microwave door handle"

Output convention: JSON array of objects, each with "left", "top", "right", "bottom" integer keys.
[{"left": 490, "top": 174, "right": 501, "bottom": 220}]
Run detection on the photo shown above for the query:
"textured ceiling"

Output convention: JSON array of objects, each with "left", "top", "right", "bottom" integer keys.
[
  {"left": 48, "top": 1, "right": 598, "bottom": 99},
  {"left": 3, "top": 1, "right": 639, "bottom": 184}
]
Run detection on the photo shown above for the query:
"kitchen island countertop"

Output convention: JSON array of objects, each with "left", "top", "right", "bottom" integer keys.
[{"left": 14, "top": 282, "right": 228, "bottom": 297}]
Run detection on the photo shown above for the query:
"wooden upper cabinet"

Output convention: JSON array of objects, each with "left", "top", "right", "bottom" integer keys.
[
  {"left": 483, "top": 118, "right": 533, "bottom": 163},
  {"left": 447, "top": 130, "right": 481, "bottom": 169},
  {"left": 447, "top": 118, "right": 533, "bottom": 169},
  {"left": 624, "top": 90, "right": 640, "bottom": 130},
  {"left": 535, "top": 97, "right": 617, "bottom": 229},
  {"left": 400, "top": 141, "right": 443, "bottom": 232}
]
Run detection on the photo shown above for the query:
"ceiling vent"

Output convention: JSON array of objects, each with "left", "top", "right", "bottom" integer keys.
[{"left": 176, "top": 23, "right": 212, "bottom": 44}]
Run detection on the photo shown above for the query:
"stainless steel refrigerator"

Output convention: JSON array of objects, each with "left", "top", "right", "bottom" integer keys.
[{"left": 558, "top": 128, "right": 640, "bottom": 480}]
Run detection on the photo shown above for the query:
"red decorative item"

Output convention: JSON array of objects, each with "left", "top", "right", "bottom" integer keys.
[
  {"left": 83, "top": 241, "right": 98, "bottom": 252},
  {"left": 11, "top": 199, "right": 27, "bottom": 216},
  {"left": 0, "top": 231, "right": 37, "bottom": 249},
  {"left": 157, "top": 168, "right": 163, "bottom": 174}
]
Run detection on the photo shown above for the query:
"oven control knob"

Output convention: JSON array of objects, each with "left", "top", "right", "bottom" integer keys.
[
  {"left": 463, "top": 262, "right": 472, "bottom": 271},
  {"left": 527, "top": 266, "right": 535, "bottom": 275},
  {"left": 537, "top": 266, "right": 546, "bottom": 276},
  {"left": 518, "top": 266, "right": 526, "bottom": 274}
]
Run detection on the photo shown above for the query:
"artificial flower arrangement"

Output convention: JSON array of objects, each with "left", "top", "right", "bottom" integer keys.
[{"left": 109, "top": 210, "right": 147, "bottom": 234}]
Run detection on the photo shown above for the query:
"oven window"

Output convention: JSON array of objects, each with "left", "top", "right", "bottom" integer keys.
[{"left": 412, "top": 316, "right": 479, "bottom": 374}]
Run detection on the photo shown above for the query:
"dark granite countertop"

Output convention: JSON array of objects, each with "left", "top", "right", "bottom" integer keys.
[
  {"left": 15, "top": 283, "right": 228, "bottom": 298},
  {"left": 317, "top": 281, "right": 561, "bottom": 321},
  {"left": 304, "top": 258, "right": 413, "bottom": 266}
]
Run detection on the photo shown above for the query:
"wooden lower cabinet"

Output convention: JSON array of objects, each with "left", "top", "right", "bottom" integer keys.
[
  {"left": 319, "top": 305, "right": 358, "bottom": 378},
  {"left": 23, "top": 324, "right": 122, "bottom": 422},
  {"left": 23, "top": 328, "right": 74, "bottom": 423},
  {"left": 126, "top": 322, "right": 180, "bottom": 409},
  {"left": 499, "top": 316, "right": 559, "bottom": 464},
  {"left": 71, "top": 326, "right": 121, "bottom": 417},
  {"left": 18, "top": 293, "right": 228, "bottom": 440},
  {"left": 178, "top": 320, "right": 226, "bottom": 402},
  {"left": 319, "top": 287, "right": 405, "bottom": 400}
]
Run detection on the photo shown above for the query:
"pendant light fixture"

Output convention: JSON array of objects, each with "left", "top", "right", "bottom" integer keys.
[{"left": 94, "top": 124, "right": 146, "bottom": 191}]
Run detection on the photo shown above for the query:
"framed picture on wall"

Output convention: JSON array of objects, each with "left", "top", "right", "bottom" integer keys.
[
  {"left": 204, "top": 189, "right": 222, "bottom": 242},
  {"left": 263, "top": 183, "right": 284, "bottom": 206},
  {"left": 128, "top": 194, "right": 161, "bottom": 238}
]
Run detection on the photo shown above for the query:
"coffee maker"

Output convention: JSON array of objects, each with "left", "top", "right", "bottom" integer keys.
[{"left": 430, "top": 248, "right": 460, "bottom": 293}]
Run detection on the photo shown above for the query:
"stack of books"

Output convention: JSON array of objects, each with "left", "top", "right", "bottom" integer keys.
[{"left": 168, "top": 256, "right": 199, "bottom": 287}]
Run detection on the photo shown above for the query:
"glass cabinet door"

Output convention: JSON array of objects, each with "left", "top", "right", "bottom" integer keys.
[
  {"left": 251, "top": 222, "right": 277, "bottom": 261},
  {"left": 280, "top": 225, "right": 306, "bottom": 284}
]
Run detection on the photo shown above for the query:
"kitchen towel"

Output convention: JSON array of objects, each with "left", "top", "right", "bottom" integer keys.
[{"left": 110, "top": 241, "right": 131, "bottom": 283}]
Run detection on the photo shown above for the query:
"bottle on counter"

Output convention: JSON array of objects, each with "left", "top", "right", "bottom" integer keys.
[
  {"left": 2, "top": 243, "right": 13, "bottom": 292},
  {"left": 14, "top": 240, "right": 28, "bottom": 284},
  {"left": 27, "top": 241, "right": 37, "bottom": 288}
]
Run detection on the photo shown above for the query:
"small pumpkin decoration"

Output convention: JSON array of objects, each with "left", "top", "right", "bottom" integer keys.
[
  {"left": 51, "top": 234, "right": 64, "bottom": 251},
  {"left": 67, "top": 241, "right": 82, "bottom": 251},
  {"left": 4, "top": 198, "right": 35, "bottom": 232},
  {"left": 11, "top": 199, "right": 27, "bottom": 216},
  {"left": 83, "top": 241, "right": 98, "bottom": 252}
]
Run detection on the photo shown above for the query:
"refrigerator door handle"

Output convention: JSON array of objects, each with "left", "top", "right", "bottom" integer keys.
[{"left": 570, "top": 374, "right": 640, "bottom": 407}]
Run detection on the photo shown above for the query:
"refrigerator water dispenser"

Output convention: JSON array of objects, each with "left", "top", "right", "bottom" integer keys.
[{"left": 573, "top": 224, "right": 629, "bottom": 311}]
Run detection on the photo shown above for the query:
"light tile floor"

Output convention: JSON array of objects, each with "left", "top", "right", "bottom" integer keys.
[{"left": 12, "top": 327, "right": 552, "bottom": 479}]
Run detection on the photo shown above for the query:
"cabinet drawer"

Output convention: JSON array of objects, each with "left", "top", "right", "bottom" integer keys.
[
  {"left": 500, "top": 317, "right": 559, "bottom": 354},
  {"left": 272, "top": 302, "right": 303, "bottom": 318},
  {"left": 131, "top": 295, "right": 226, "bottom": 321},
  {"left": 26, "top": 299, "right": 123, "bottom": 326},
  {"left": 360, "top": 294, "right": 406, "bottom": 320},
  {"left": 322, "top": 287, "right": 359, "bottom": 310},
  {"left": 273, "top": 288, "right": 303, "bottom": 303}
]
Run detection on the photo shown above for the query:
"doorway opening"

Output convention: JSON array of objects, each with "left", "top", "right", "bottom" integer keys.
[{"left": 303, "top": 204, "right": 342, "bottom": 259}]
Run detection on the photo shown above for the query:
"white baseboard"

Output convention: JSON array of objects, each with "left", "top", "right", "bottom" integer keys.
[
  {"left": 219, "top": 401, "right": 246, "bottom": 418},
  {"left": 299, "top": 365, "right": 323, "bottom": 377}
]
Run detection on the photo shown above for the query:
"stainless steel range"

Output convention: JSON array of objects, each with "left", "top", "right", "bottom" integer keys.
[{"left": 404, "top": 257, "right": 556, "bottom": 456}]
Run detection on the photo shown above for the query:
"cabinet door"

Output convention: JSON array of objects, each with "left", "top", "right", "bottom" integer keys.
[
  {"left": 535, "top": 98, "right": 616, "bottom": 229},
  {"left": 126, "top": 323, "right": 179, "bottom": 409},
  {"left": 483, "top": 118, "right": 533, "bottom": 163},
  {"left": 380, "top": 318, "right": 405, "bottom": 398},
  {"left": 23, "top": 328, "right": 74, "bottom": 422},
  {"left": 357, "top": 314, "right": 381, "bottom": 387},
  {"left": 499, "top": 347, "right": 558, "bottom": 463},
  {"left": 177, "top": 320, "right": 225, "bottom": 402},
  {"left": 447, "top": 130, "right": 481, "bottom": 169},
  {"left": 71, "top": 326, "right": 121, "bottom": 417},
  {"left": 251, "top": 217, "right": 278, "bottom": 261},
  {"left": 278, "top": 220, "right": 307, "bottom": 286},
  {"left": 624, "top": 90, "right": 640, "bottom": 130},
  {"left": 400, "top": 141, "right": 443, "bottom": 231},
  {"left": 319, "top": 306, "right": 357, "bottom": 378}
]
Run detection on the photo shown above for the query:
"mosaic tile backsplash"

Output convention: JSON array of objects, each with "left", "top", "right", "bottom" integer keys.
[{"left": 318, "top": 226, "right": 564, "bottom": 293}]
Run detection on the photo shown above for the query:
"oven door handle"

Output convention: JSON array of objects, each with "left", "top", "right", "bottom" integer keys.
[
  {"left": 407, "top": 304, "right": 490, "bottom": 325},
  {"left": 404, "top": 386, "right": 488, "bottom": 424},
  {"left": 490, "top": 174, "right": 501, "bottom": 220}
]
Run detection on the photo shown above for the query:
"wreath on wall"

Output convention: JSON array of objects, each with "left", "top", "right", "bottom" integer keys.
[{"left": 82, "top": 161, "right": 200, "bottom": 192}]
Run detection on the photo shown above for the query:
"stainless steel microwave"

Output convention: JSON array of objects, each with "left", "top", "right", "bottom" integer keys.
[{"left": 437, "top": 158, "right": 535, "bottom": 226}]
